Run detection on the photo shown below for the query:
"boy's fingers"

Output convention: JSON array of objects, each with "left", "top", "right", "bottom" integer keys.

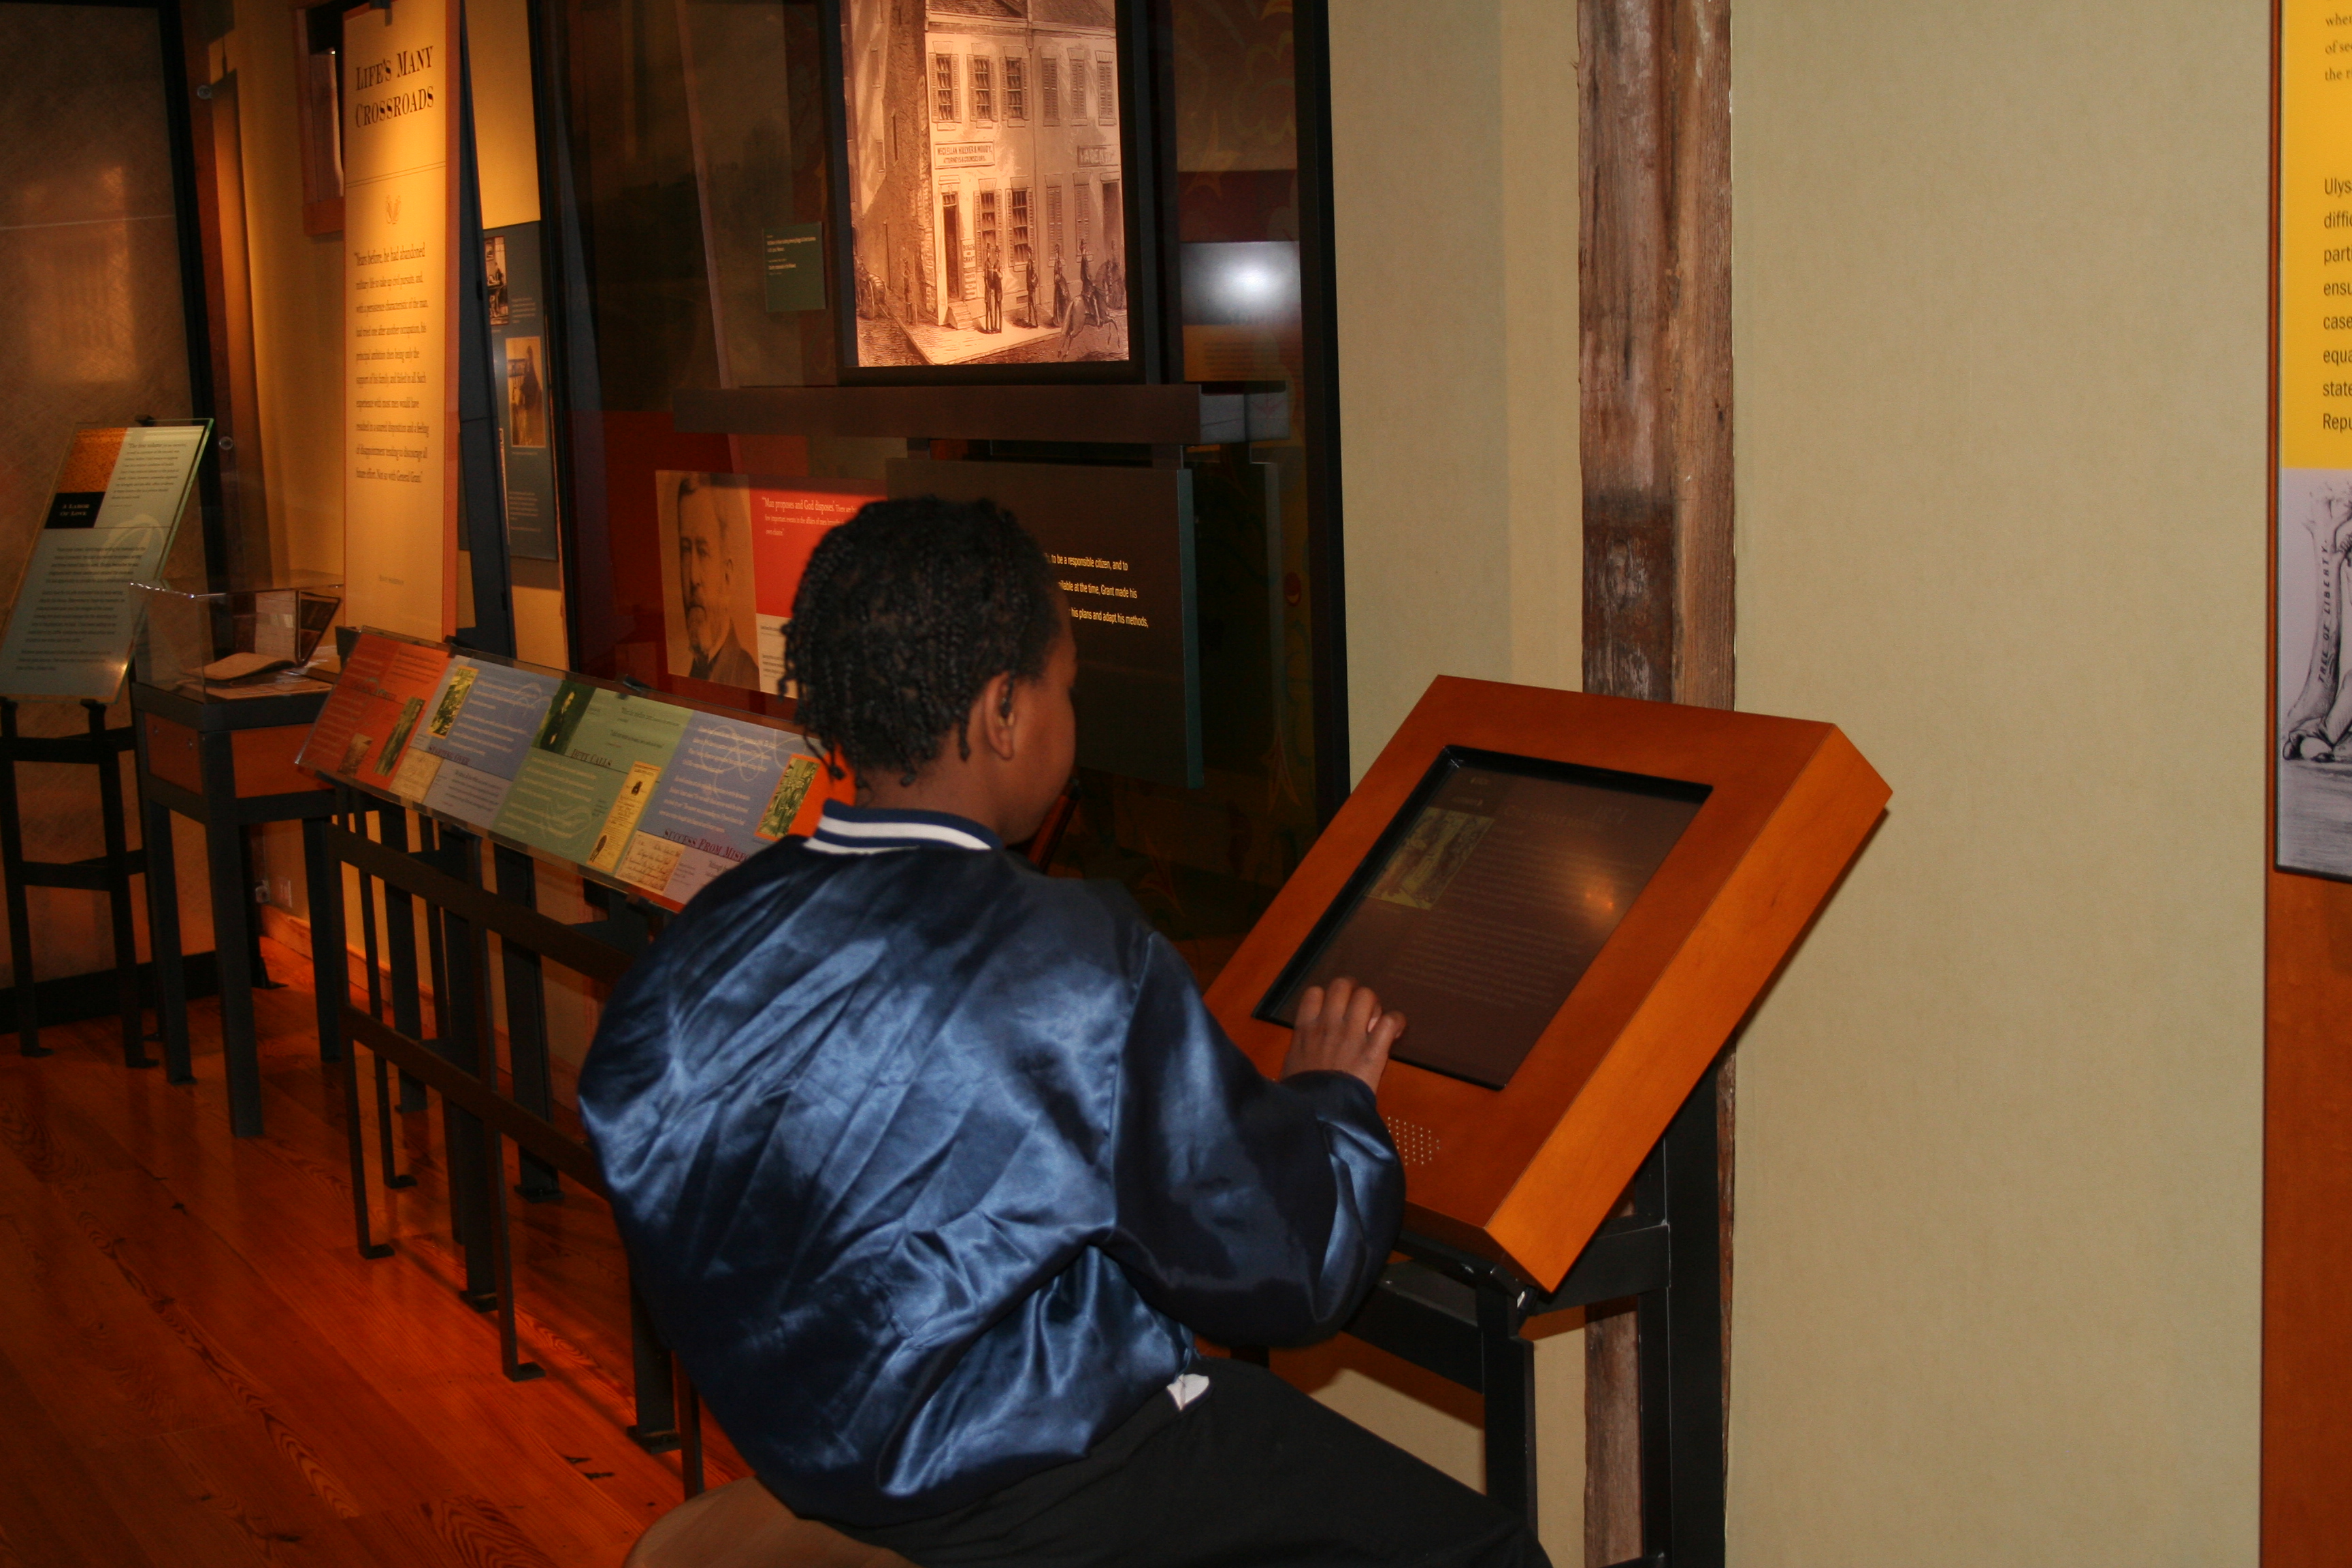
[
  {"left": 1296, "top": 984, "right": 1327, "bottom": 1030},
  {"left": 1369, "top": 1010, "right": 1407, "bottom": 1054},
  {"left": 1321, "top": 977, "right": 1357, "bottom": 1023}
]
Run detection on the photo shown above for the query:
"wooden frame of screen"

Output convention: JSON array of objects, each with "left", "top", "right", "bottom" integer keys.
[{"left": 1203, "top": 676, "right": 1888, "bottom": 1290}]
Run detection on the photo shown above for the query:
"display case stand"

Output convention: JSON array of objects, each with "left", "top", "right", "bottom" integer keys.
[
  {"left": 0, "top": 698, "right": 150, "bottom": 1062},
  {"left": 1256, "top": 1060, "right": 1727, "bottom": 1567},
  {"left": 131, "top": 681, "right": 338, "bottom": 1134}
]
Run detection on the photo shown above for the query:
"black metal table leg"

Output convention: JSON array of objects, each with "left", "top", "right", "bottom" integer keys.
[
  {"left": 0, "top": 701, "right": 46, "bottom": 1058},
  {"left": 88, "top": 702, "right": 150, "bottom": 1068},
  {"left": 140, "top": 778, "right": 192, "bottom": 1082},
  {"left": 198, "top": 730, "right": 264, "bottom": 1135}
]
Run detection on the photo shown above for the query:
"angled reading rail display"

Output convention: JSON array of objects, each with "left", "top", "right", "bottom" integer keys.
[{"left": 1207, "top": 676, "right": 1889, "bottom": 1290}]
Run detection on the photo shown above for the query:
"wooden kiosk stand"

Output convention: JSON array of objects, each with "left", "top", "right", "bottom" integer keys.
[{"left": 1205, "top": 678, "right": 1888, "bottom": 1566}]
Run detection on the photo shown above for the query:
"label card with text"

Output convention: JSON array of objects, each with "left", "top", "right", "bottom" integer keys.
[
  {"left": 491, "top": 684, "right": 695, "bottom": 864},
  {"left": 414, "top": 656, "right": 562, "bottom": 827},
  {"left": 297, "top": 632, "right": 454, "bottom": 783},
  {"left": 610, "top": 712, "right": 832, "bottom": 907}
]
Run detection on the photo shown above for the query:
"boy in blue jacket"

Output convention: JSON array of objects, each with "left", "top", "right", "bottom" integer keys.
[{"left": 581, "top": 496, "right": 1546, "bottom": 1567}]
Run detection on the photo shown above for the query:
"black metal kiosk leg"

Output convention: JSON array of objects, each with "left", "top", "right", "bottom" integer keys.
[
  {"left": 310, "top": 811, "right": 393, "bottom": 1261},
  {"left": 677, "top": 1369, "right": 706, "bottom": 1498},
  {"left": 351, "top": 808, "right": 414, "bottom": 1190},
  {"left": 427, "top": 826, "right": 497, "bottom": 1311},
  {"left": 627, "top": 1286, "right": 682, "bottom": 1454},
  {"left": 303, "top": 813, "right": 343, "bottom": 1064},
  {"left": 1477, "top": 1290, "right": 1539, "bottom": 1520},
  {"left": 494, "top": 845, "right": 561, "bottom": 1203},
  {"left": 1341, "top": 1060, "right": 1727, "bottom": 1567},
  {"left": 378, "top": 811, "right": 430, "bottom": 1113},
  {"left": 1633, "top": 1066, "right": 1725, "bottom": 1568},
  {"left": 453, "top": 889, "right": 544, "bottom": 1384}
]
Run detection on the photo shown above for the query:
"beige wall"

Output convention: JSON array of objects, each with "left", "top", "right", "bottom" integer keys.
[
  {"left": 225, "top": 0, "right": 567, "bottom": 919},
  {"left": 221, "top": 0, "right": 564, "bottom": 666},
  {"left": 1326, "top": 2, "right": 1584, "bottom": 1558},
  {"left": 220, "top": 0, "right": 340, "bottom": 579},
  {"left": 1333, "top": 0, "right": 1582, "bottom": 785},
  {"left": 1335, "top": 1, "right": 2265, "bottom": 1562},
  {"left": 1729, "top": 1, "right": 2265, "bottom": 1562}
]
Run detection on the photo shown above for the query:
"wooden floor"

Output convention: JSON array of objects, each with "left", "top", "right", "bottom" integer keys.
[{"left": 0, "top": 939, "right": 753, "bottom": 1567}]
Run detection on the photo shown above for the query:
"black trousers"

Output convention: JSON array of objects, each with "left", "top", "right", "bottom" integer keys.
[{"left": 828, "top": 1358, "right": 1550, "bottom": 1568}]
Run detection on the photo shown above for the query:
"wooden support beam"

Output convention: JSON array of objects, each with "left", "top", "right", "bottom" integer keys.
[{"left": 1578, "top": 0, "right": 1733, "bottom": 1561}]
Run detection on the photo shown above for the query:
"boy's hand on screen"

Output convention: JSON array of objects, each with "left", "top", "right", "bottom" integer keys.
[{"left": 1281, "top": 978, "right": 1405, "bottom": 1094}]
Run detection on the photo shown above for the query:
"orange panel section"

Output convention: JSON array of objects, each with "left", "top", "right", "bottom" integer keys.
[
  {"left": 143, "top": 715, "right": 202, "bottom": 796},
  {"left": 2264, "top": 868, "right": 2352, "bottom": 1564},
  {"left": 233, "top": 724, "right": 328, "bottom": 798}
]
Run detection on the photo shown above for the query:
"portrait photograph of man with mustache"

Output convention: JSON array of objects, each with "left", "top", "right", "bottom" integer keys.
[{"left": 662, "top": 471, "right": 762, "bottom": 689}]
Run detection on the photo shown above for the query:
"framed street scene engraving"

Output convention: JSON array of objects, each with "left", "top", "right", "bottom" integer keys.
[{"left": 823, "top": 0, "right": 1161, "bottom": 383}]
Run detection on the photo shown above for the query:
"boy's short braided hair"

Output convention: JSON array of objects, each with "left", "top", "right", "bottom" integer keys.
[{"left": 786, "top": 495, "right": 1063, "bottom": 786}]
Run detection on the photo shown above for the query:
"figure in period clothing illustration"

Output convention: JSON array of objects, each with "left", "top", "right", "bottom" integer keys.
[{"left": 2284, "top": 481, "right": 2352, "bottom": 760}]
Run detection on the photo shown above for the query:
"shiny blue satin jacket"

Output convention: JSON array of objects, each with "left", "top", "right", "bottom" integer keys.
[{"left": 580, "top": 803, "right": 1403, "bottom": 1527}]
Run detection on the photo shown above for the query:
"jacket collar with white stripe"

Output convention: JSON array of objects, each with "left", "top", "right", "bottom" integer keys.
[{"left": 804, "top": 800, "right": 1003, "bottom": 856}]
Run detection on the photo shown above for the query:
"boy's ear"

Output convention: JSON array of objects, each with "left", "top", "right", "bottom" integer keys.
[{"left": 977, "top": 672, "right": 1019, "bottom": 760}]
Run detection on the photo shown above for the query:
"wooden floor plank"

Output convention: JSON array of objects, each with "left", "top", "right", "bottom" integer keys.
[
  {"left": 0, "top": 1350, "right": 180, "bottom": 1568},
  {"left": 0, "top": 1181, "right": 251, "bottom": 1446},
  {"left": 0, "top": 941, "right": 704, "bottom": 1565}
]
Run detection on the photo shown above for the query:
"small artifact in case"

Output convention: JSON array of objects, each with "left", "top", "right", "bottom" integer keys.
[{"left": 132, "top": 576, "right": 345, "bottom": 701}]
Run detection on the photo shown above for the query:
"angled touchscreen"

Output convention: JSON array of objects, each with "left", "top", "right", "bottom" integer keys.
[{"left": 1258, "top": 749, "right": 1709, "bottom": 1088}]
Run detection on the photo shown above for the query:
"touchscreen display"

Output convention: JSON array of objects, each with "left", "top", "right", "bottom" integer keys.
[{"left": 1258, "top": 749, "right": 1708, "bottom": 1088}]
